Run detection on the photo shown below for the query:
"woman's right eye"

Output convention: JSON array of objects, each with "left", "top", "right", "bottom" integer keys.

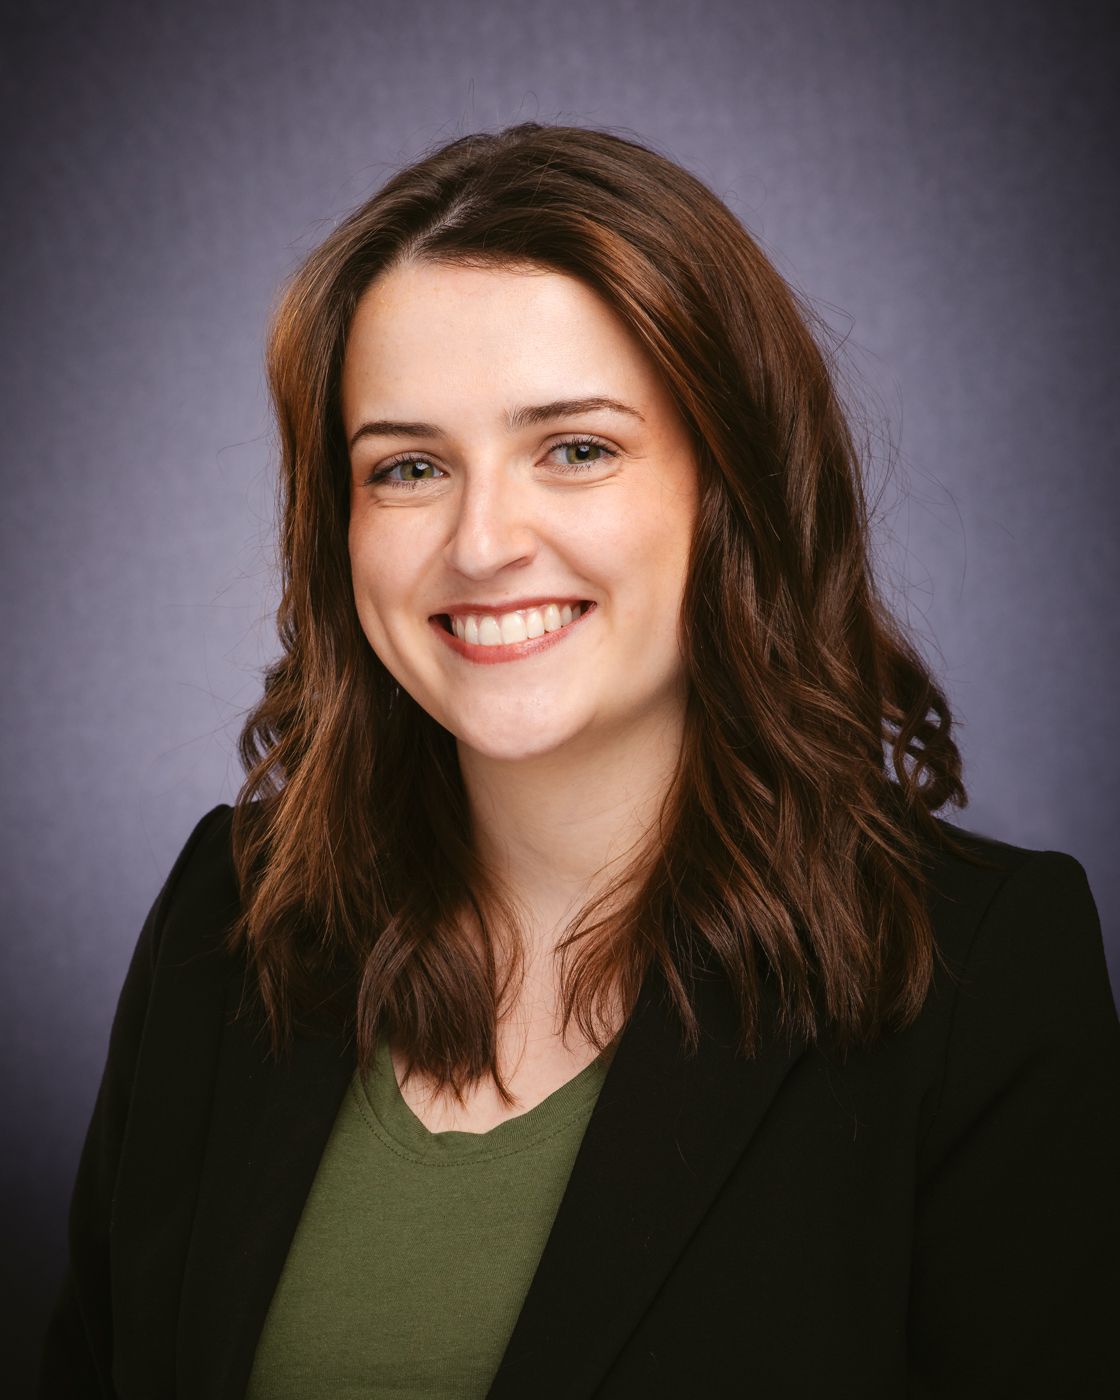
[{"left": 364, "top": 458, "right": 447, "bottom": 489}]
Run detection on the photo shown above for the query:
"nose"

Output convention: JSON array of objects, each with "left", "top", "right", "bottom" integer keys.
[{"left": 443, "top": 464, "right": 539, "bottom": 579}]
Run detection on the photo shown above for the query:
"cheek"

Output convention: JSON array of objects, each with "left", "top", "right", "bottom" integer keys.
[
  {"left": 348, "top": 518, "right": 411, "bottom": 609},
  {"left": 347, "top": 525, "right": 404, "bottom": 659},
  {"left": 652, "top": 470, "right": 699, "bottom": 586},
  {"left": 598, "top": 488, "right": 695, "bottom": 618}
]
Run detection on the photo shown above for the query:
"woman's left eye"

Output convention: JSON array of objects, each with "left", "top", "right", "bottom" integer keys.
[{"left": 551, "top": 436, "right": 616, "bottom": 471}]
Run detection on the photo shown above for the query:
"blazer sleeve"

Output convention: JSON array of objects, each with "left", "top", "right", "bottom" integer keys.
[
  {"left": 908, "top": 849, "right": 1120, "bottom": 1398},
  {"left": 37, "top": 805, "right": 230, "bottom": 1399}
]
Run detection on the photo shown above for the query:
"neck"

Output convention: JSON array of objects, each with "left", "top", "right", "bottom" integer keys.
[{"left": 457, "top": 702, "right": 686, "bottom": 958}]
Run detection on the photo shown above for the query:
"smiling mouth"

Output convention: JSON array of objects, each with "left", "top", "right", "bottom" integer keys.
[{"left": 436, "top": 602, "right": 594, "bottom": 644}]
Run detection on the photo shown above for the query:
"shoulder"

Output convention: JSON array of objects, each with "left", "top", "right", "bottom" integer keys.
[
  {"left": 903, "top": 826, "right": 1119, "bottom": 1392},
  {"left": 919, "top": 815, "right": 1114, "bottom": 1049},
  {"left": 148, "top": 802, "right": 241, "bottom": 971}
]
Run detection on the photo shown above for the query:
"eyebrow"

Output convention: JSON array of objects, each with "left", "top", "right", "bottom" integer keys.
[{"left": 347, "top": 396, "right": 645, "bottom": 451}]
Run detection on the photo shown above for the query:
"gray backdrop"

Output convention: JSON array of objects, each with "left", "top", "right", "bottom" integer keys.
[{"left": 4, "top": 0, "right": 1117, "bottom": 1383}]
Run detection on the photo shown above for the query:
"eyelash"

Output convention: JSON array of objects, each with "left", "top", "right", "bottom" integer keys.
[{"left": 361, "top": 434, "right": 618, "bottom": 490}]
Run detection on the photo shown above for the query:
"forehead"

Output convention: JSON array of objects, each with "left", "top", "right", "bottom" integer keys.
[{"left": 340, "top": 260, "right": 671, "bottom": 425}]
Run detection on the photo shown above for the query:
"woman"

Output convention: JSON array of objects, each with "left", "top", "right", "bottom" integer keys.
[{"left": 40, "top": 122, "right": 1119, "bottom": 1398}]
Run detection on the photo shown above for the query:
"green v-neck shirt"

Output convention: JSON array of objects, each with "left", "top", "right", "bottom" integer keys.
[{"left": 245, "top": 1037, "right": 612, "bottom": 1399}]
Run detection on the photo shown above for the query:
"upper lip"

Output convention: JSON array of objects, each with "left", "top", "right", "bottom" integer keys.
[{"left": 431, "top": 596, "right": 593, "bottom": 619}]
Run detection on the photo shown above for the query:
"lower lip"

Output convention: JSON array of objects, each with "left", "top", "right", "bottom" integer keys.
[{"left": 429, "top": 604, "right": 596, "bottom": 665}]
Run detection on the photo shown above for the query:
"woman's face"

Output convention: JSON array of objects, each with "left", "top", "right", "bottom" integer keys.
[{"left": 342, "top": 259, "right": 700, "bottom": 764}]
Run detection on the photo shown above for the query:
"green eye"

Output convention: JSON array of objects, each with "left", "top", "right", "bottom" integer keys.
[
  {"left": 553, "top": 437, "right": 616, "bottom": 473},
  {"left": 364, "top": 435, "right": 617, "bottom": 491},
  {"left": 562, "top": 441, "right": 604, "bottom": 465},
  {"left": 367, "top": 457, "right": 446, "bottom": 487}
]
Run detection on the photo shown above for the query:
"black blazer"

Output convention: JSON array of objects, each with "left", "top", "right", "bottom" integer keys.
[{"left": 39, "top": 804, "right": 1120, "bottom": 1398}]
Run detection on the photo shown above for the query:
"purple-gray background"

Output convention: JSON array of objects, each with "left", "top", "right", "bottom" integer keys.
[{"left": 4, "top": 0, "right": 1117, "bottom": 1382}]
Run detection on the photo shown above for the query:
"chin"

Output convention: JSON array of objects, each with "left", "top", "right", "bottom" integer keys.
[{"left": 451, "top": 719, "right": 585, "bottom": 764}]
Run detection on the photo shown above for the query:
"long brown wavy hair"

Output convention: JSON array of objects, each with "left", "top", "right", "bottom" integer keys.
[{"left": 231, "top": 120, "right": 979, "bottom": 1104}]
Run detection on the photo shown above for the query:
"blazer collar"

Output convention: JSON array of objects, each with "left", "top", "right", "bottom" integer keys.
[
  {"left": 177, "top": 950, "right": 807, "bottom": 1400},
  {"left": 175, "top": 967, "right": 356, "bottom": 1400},
  {"left": 485, "top": 954, "right": 808, "bottom": 1398}
]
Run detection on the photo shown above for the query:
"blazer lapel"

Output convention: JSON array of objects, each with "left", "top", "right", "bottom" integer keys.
[
  {"left": 176, "top": 968, "right": 356, "bottom": 1400},
  {"left": 175, "top": 943, "right": 806, "bottom": 1400},
  {"left": 486, "top": 952, "right": 809, "bottom": 1400}
]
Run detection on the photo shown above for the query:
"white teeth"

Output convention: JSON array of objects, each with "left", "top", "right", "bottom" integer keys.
[
  {"left": 449, "top": 602, "right": 588, "bottom": 647},
  {"left": 499, "top": 613, "right": 528, "bottom": 644}
]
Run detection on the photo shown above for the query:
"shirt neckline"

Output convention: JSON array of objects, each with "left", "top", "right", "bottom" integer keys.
[{"left": 355, "top": 1037, "right": 612, "bottom": 1164}]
